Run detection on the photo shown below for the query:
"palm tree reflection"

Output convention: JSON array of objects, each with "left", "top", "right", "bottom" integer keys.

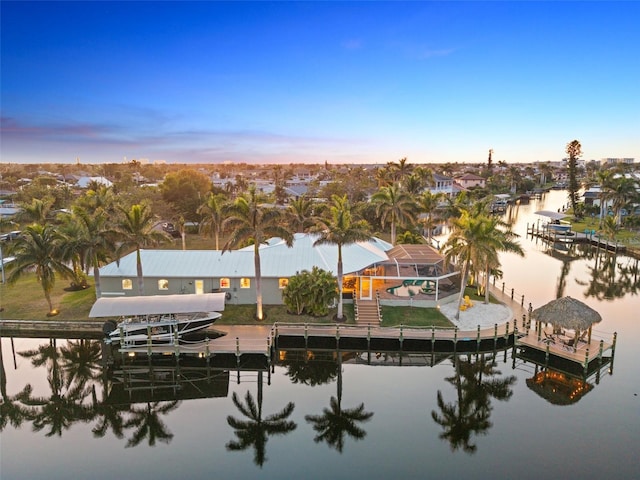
[
  {"left": 226, "top": 371, "right": 296, "bottom": 467},
  {"left": 124, "top": 400, "right": 179, "bottom": 448},
  {"left": 431, "top": 353, "right": 516, "bottom": 454},
  {"left": 304, "top": 352, "right": 373, "bottom": 453}
]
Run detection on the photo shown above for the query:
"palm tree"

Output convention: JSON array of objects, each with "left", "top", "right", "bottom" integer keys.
[
  {"left": 222, "top": 187, "right": 293, "bottom": 321},
  {"left": 305, "top": 352, "right": 373, "bottom": 453},
  {"left": 14, "top": 197, "right": 55, "bottom": 226},
  {"left": 197, "top": 192, "right": 227, "bottom": 250},
  {"left": 226, "top": 371, "right": 296, "bottom": 467},
  {"left": 6, "top": 224, "right": 73, "bottom": 315},
  {"left": 372, "top": 184, "right": 416, "bottom": 246},
  {"left": 71, "top": 207, "right": 115, "bottom": 299},
  {"left": 475, "top": 216, "right": 524, "bottom": 304},
  {"left": 442, "top": 211, "right": 500, "bottom": 319},
  {"left": 312, "top": 195, "right": 372, "bottom": 321},
  {"left": 566, "top": 140, "right": 582, "bottom": 216},
  {"left": 114, "top": 203, "right": 170, "bottom": 295},
  {"left": 417, "top": 191, "right": 443, "bottom": 244},
  {"left": 286, "top": 195, "right": 323, "bottom": 233},
  {"left": 606, "top": 176, "right": 639, "bottom": 226}
]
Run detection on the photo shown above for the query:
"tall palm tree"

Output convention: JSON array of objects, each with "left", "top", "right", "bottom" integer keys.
[
  {"left": 222, "top": 187, "right": 293, "bottom": 321},
  {"left": 226, "top": 371, "right": 296, "bottom": 467},
  {"left": 312, "top": 195, "right": 372, "bottom": 321},
  {"left": 304, "top": 352, "right": 373, "bottom": 453},
  {"left": 72, "top": 207, "right": 115, "bottom": 299},
  {"left": 566, "top": 140, "right": 582, "bottom": 216},
  {"left": 417, "top": 191, "right": 443, "bottom": 244},
  {"left": 197, "top": 192, "right": 227, "bottom": 250},
  {"left": 442, "top": 211, "right": 500, "bottom": 319},
  {"left": 114, "top": 203, "right": 170, "bottom": 296},
  {"left": 475, "top": 216, "right": 524, "bottom": 304},
  {"left": 606, "top": 176, "right": 639, "bottom": 226},
  {"left": 286, "top": 196, "right": 323, "bottom": 233},
  {"left": 6, "top": 224, "right": 73, "bottom": 315},
  {"left": 371, "top": 184, "right": 416, "bottom": 246}
]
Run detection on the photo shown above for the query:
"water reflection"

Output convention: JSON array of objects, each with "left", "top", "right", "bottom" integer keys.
[
  {"left": 431, "top": 352, "right": 516, "bottom": 454},
  {"left": 304, "top": 351, "right": 374, "bottom": 453},
  {"left": 226, "top": 370, "right": 297, "bottom": 467}
]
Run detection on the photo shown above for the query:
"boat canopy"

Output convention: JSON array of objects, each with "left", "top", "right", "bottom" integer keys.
[
  {"left": 535, "top": 210, "right": 569, "bottom": 221},
  {"left": 89, "top": 293, "right": 226, "bottom": 318}
]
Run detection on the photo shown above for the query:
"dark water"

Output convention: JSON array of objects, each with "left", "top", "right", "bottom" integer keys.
[{"left": 1, "top": 190, "right": 639, "bottom": 480}]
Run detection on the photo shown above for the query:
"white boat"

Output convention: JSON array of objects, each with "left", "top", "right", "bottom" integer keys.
[{"left": 90, "top": 293, "right": 225, "bottom": 345}]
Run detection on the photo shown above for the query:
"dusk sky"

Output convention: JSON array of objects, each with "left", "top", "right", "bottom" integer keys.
[{"left": 1, "top": 1, "right": 639, "bottom": 165}]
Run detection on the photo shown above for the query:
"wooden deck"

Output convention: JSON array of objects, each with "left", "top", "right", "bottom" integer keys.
[{"left": 516, "top": 327, "right": 615, "bottom": 365}]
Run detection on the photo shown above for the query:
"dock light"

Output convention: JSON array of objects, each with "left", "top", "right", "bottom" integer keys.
[
  {"left": 47, "top": 309, "right": 59, "bottom": 317},
  {"left": 128, "top": 352, "right": 136, "bottom": 357}
]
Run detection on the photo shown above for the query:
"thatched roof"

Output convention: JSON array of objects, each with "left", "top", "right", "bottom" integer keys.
[{"left": 531, "top": 296, "right": 602, "bottom": 331}]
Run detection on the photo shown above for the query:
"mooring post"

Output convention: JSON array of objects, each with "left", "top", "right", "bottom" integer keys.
[
  {"left": 598, "top": 339, "right": 604, "bottom": 363},
  {"left": 453, "top": 326, "right": 458, "bottom": 353},
  {"left": 431, "top": 326, "right": 435, "bottom": 351},
  {"left": 528, "top": 303, "right": 533, "bottom": 330},
  {"left": 502, "top": 282, "right": 505, "bottom": 294},
  {"left": 476, "top": 325, "right": 481, "bottom": 350},
  {"left": 147, "top": 325, "right": 152, "bottom": 357},
  {"left": 584, "top": 348, "right": 590, "bottom": 377},
  {"left": 493, "top": 323, "right": 498, "bottom": 349},
  {"left": 510, "top": 288, "right": 514, "bottom": 300},
  {"left": 504, "top": 321, "right": 510, "bottom": 341},
  {"left": 521, "top": 295, "right": 525, "bottom": 308},
  {"left": 205, "top": 337, "right": 210, "bottom": 359},
  {"left": 399, "top": 325, "right": 404, "bottom": 349},
  {"left": 235, "top": 337, "right": 240, "bottom": 366},
  {"left": 367, "top": 324, "right": 371, "bottom": 350},
  {"left": 304, "top": 323, "right": 308, "bottom": 349}
]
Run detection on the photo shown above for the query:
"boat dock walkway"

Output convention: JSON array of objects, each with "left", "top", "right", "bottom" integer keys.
[{"left": 527, "top": 223, "right": 626, "bottom": 253}]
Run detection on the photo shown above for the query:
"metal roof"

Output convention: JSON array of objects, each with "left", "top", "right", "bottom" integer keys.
[
  {"left": 89, "top": 292, "right": 226, "bottom": 317},
  {"left": 98, "top": 233, "right": 393, "bottom": 278}
]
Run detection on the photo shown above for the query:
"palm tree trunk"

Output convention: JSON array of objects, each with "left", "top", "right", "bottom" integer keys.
[
  {"left": 254, "top": 244, "right": 263, "bottom": 321},
  {"left": 484, "top": 264, "right": 490, "bottom": 304},
  {"left": 391, "top": 221, "right": 396, "bottom": 246},
  {"left": 337, "top": 245, "right": 344, "bottom": 320},
  {"left": 93, "top": 264, "right": 102, "bottom": 299},
  {"left": 455, "top": 261, "right": 470, "bottom": 321},
  {"left": 136, "top": 248, "right": 144, "bottom": 296}
]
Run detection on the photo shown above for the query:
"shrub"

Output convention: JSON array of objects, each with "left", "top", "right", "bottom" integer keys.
[{"left": 282, "top": 267, "right": 338, "bottom": 317}]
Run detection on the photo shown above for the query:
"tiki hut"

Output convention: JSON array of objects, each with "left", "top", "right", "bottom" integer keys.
[{"left": 531, "top": 296, "right": 602, "bottom": 349}]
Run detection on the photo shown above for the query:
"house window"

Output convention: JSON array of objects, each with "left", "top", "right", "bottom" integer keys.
[
  {"left": 240, "top": 278, "right": 251, "bottom": 289},
  {"left": 220, "top": 278, "right": 230, "bottom": 289},
  {"left": 122, "top": 279, "right": 133, "bottom": 290},
  {"left": 279, "top": 278, "right": 289, "bottom": 289},
  {"left": 158, "top": 279, "right": 169, "bottom": 290}
]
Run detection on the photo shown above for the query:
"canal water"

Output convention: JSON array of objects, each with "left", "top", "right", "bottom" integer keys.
[{"left": 1, "top": 190, "right": 638, "bottom": 480}]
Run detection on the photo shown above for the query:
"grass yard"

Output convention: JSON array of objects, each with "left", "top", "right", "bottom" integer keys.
[
  {"left": 0, "top": 274, "right": 96, "bottom": 320},
  {"left": 380, "top": 305, "right": 452, "bottom": 327}
]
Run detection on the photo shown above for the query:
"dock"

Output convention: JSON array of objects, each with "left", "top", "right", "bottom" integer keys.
[{"left": 526, "top": 223, "right": 626, "bottom": 253}]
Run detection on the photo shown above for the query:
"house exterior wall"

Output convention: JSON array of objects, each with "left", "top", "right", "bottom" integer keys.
[{"left": 99, "top": 275, "right": 286, "bottom": 304}]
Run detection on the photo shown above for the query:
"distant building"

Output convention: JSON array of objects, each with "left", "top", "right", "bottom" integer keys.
[
  {"left": 601, "top": 158, "right": 635, "bottom": 166},
  {"left": 454, "top": 173, "right": 486, "bottom": 189},
  {"left": 429, "top": 173, "right": 454, "bottom": 196}
]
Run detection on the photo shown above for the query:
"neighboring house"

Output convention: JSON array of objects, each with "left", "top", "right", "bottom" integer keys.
[
  {"left": 75, "top": 176, "right": 113, "bottom": 188},
  {"left": 429, "top": 173, "right": 454, "bottom": 196},
  {"left": 454, "top": 173, "right": 486, "bottom": 189},
  {"left": 95, "top": 233, "right": 456, "bottom": 304}
]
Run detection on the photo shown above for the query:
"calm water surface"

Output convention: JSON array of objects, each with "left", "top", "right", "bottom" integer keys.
[{"left": 1, "top": 190, "right": 639, "bottom": 480}]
